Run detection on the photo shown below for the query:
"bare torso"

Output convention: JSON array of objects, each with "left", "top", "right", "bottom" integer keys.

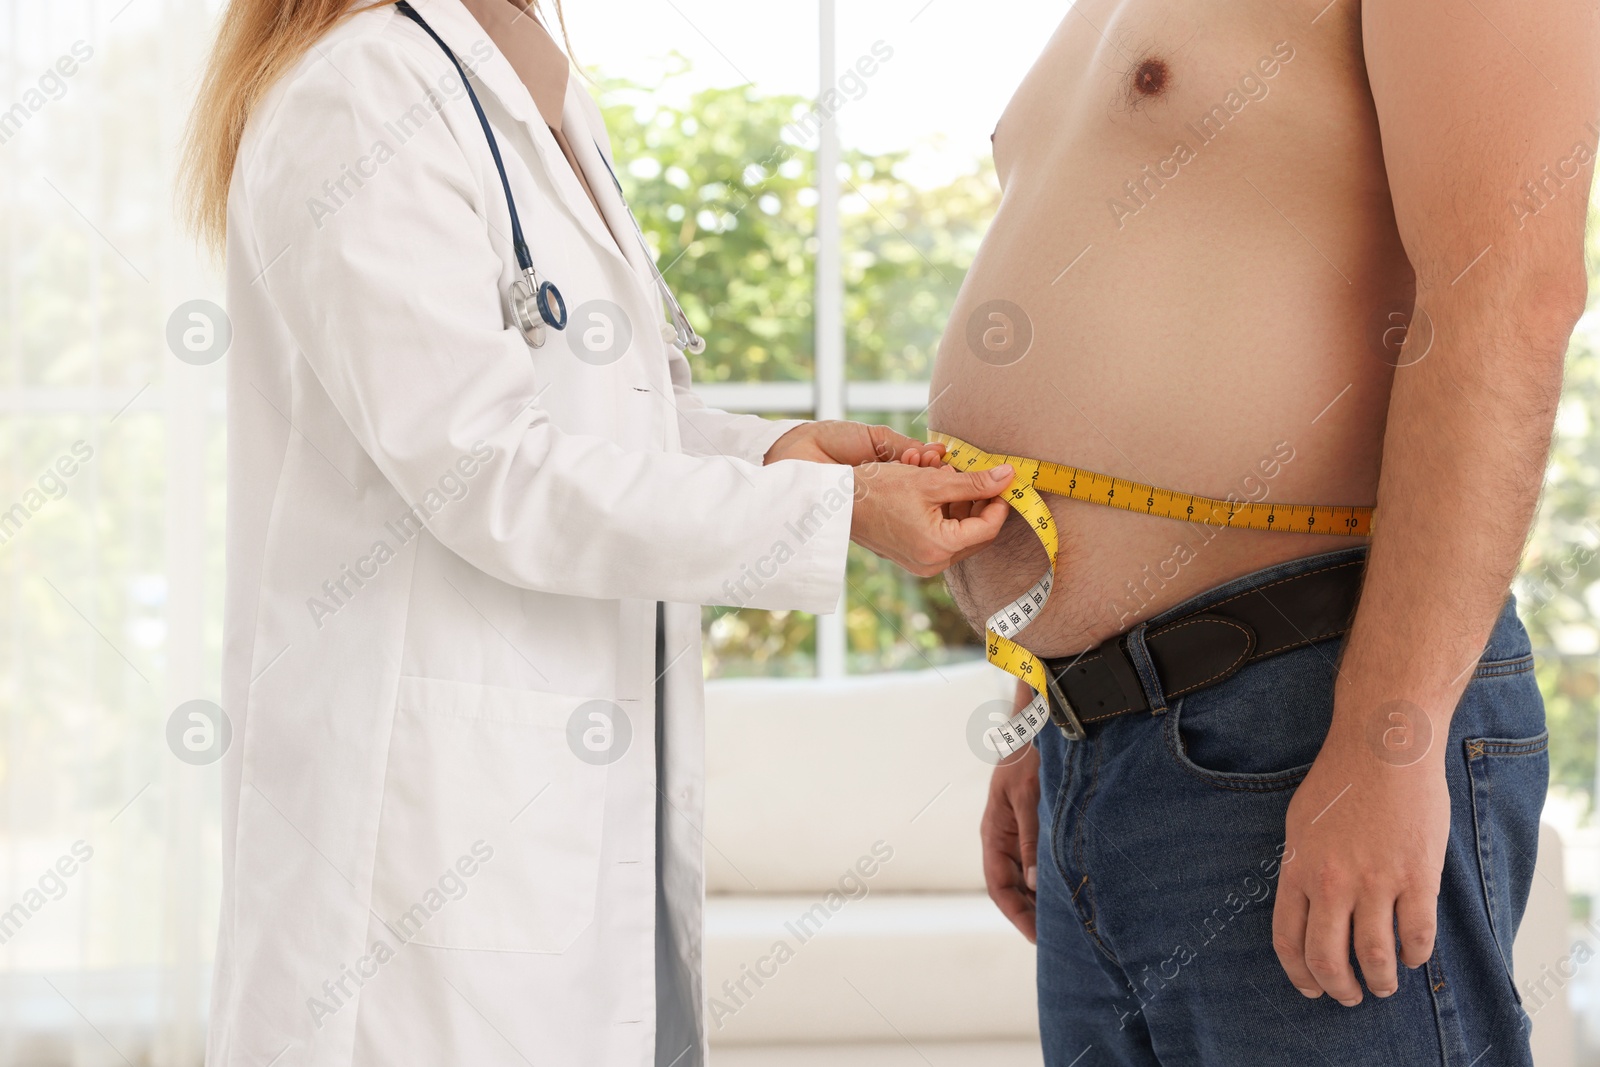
[{"left": 931, "top": 0, "right": 1408, "bottom": 657}]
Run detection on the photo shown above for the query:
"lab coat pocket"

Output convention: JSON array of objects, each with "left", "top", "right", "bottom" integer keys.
[{"left": 371, "top": 676, "right": 616, "bottom": 954}]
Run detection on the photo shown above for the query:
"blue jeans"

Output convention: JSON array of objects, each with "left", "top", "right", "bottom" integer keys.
[{"left": 1035, "top": 547, "right": 1548, "bottom": 1066}]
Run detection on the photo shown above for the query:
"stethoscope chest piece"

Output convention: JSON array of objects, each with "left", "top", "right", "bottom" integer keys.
[
  {"left": 511, "top": 266, "right": 567, "bottom": 349},
  {"left": 659, "top": 320, "right": 706, "bottom": 354}
]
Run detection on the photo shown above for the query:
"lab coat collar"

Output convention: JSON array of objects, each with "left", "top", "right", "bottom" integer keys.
[
  {"left": 454, "top": 0, "right": 569, "bottom": 129},
  {"left": 398, "top": 0, "right": 640, "bottom": 281}
]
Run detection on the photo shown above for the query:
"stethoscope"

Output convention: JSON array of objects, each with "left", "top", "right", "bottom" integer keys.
[{"left": 395, "top": 1, "right": 706, "bottom": 354}]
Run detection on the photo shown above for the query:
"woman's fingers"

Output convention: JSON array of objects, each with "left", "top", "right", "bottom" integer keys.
[
  {"left": 898, "top": 444, "right": 944, "bottom": 467},
  {"left": 866, "top": 423, "right": 943, "bottom": 464},
  {"left": 945, "top": 499, "right": 975, "bottom": 521},
  {"left": 847, "top": 462, "right": 1011, "bottom": 576},
  {"left": 942, "top": 498, "right": 1010, "bottom": 556},
  {"left": 927, "top": 464, "right": 1014, "bottom": 503}
]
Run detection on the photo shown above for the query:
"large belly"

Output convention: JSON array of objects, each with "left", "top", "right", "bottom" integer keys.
[{"left": 928, "top": 1, "right": 1407, "bottom": 656}]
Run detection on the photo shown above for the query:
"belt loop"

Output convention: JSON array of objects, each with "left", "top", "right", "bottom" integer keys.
[{"left": 1124, "top": 622, "right": 1170, "bottom": 716}]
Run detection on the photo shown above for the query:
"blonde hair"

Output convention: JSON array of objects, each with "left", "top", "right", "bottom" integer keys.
[{"left": 180, "top": 0, "right": 572, "bottom": 253}]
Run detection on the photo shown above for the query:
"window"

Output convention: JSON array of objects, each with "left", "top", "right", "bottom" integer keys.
[{"left": 582, "top": 0, "right": 1063, "bottom": 678}]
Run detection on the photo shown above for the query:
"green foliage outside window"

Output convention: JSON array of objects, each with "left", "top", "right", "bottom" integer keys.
[
  {"left": 601, "top": 70, "right": 817, "bottom": 385},
  {"left": 599, "top": 66, "right": 995, "bottom": 677},
  {"left": 1521, "top": 211, "right": 1600, "bottom": 805}
]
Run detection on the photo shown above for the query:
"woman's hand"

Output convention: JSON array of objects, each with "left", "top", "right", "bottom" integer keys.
[
  {"left": 848, "top": 461, "right": 1013, "bottom": 577},
  {"left": 983, "top": 679, "right": 1042, "bottom": 942},
  {"left": 892, "top": 428, "right": 990, "bottom": 522},
  {"left": 764, "top": 420, "right": 945, "bottom": 467}
]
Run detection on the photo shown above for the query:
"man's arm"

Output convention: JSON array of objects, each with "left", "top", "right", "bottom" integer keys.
[{"left": 1272, "top": 0, "right": 1597, "bottom": 1006}]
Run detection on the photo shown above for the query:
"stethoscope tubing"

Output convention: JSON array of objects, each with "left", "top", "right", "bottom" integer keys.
[
  {"left": 392, "top": 0, "right": 702, "bottom": 353},
  {"left": 593, "top": 148, "right": 707, "bottom": 355},
  {"left": 396, "top": 0, "right": 566, "bottom": 338},
  {"left": 394, "top": 1, "right": 532, "bottom": 274}
]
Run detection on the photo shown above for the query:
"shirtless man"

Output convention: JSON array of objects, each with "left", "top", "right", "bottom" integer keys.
[{"left": 925, "top": 0, "right": 1597, "bottom": 1062}]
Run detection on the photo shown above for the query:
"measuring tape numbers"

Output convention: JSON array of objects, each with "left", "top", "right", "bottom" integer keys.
[{"left": 933, "top": 432, "right": 1375, "bottom": 757}]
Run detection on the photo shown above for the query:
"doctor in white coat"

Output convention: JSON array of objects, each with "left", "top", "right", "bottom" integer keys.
[{"left": 180, "top": 0, "right": 1015, "bottom": 1064}]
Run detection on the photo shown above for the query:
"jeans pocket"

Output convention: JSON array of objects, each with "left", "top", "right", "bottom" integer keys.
[
  {"left": 1162, "top": 694, "right": 1323, "bottom": 792},
  {"left": 1160, "top": 644, "right": 1336, "bottom": 791},
  {"left": 1463, "top": 727, "right": 1549, "bottom": 999}
]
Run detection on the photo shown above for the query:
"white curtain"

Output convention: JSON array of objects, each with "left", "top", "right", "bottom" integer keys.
[{"left": 1, "top": 1, "right": 219, "bottom": 1064}]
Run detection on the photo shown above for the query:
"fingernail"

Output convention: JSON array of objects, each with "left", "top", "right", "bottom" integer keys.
[
  {"left": 1025, "top": 865, "right": 1037, "bottom": 891},
  {"left": 1338, "top": 998, "right": 1361, "bottom": 1008},
  {"left": 989, "top": 464, "right": 1014, "bottom": 481},
  {"left": 1295, "top": 987, "right": 1321, "bottom": 999}
]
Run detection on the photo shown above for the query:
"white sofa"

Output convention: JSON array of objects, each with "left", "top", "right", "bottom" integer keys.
[
  {"left": 702, "top": 663, "right": 1573, "bottom": 1066},
  {"left": 703, "top": 661, "right": 1037, "bottom": 1063}
]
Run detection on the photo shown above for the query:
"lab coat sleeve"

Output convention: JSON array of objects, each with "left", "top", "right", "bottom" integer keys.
[
  {"left": 236, "top": 27, "right": 852, "bottom": 611},
  {"left": 576, "top": 84, "right": 807, "bottom": 467},
  {"left": 666, "top": 353, "right": 806, "bottom": 465}
]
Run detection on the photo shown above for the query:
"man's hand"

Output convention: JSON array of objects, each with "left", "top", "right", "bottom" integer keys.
[
  {"left": 982, "top": 679, "right": 1041, "bottom": 943},
  {"left": 1269, "top": 0, "right": 1595, "bottom": 1007},
  {"left": 1272, "top": 718, "right": 1449, "bottom": 1005},
  {"left": 848, "top": 462, "right": 1013, "bottom": 577},
  {"left": 764, "top": 420, "right": 945, "bottom": 467}
]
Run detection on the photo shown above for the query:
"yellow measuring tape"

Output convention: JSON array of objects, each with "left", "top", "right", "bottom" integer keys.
[{"left": 932, "top": 432, "right": 1375, "bottom": 755}]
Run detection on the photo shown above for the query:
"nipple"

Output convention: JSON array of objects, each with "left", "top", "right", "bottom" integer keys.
[{"left": 1130, "top": 57, "right": 1170, "bottom": 98}]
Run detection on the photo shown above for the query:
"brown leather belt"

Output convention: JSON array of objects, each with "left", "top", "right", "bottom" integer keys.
[{"left": 1041, "top": 558, "right": 1365, "bottom": 740}]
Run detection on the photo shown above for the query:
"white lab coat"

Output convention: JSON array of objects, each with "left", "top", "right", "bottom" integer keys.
[{"left": 208, "top": 2, "right": 853, "bottom": 1064}]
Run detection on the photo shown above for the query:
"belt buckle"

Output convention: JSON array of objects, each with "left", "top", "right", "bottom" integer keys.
[{"left": 1045, "top": 669, "right": 1086, "bottom": 741}]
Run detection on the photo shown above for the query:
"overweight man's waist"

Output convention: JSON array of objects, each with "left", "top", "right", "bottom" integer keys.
[
  {"left": 966, "top": 508, "right": 1369, "bottom": 659},
  {"left": 949, "top": 493, "right": 1363, "bottom": 658}
]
